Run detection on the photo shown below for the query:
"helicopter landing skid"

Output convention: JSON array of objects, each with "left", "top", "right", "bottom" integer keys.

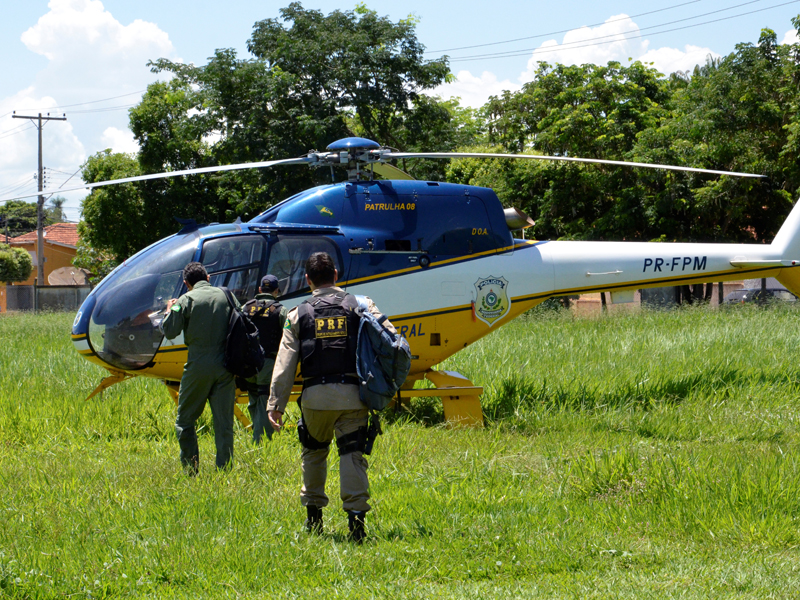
[
  {"left": 397, "top": 370, "right": 484, "bottom": 427},
  {"left": 85, "top": 369, "right": 136, "bottom": 401}
]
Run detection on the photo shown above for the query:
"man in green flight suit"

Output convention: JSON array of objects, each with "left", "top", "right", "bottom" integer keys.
[
  {"left": 162, "top": 262, "right": 236, "bottom": 474},
  {"left": 241, "top": 274, "right": 288, "bottom": 443}
]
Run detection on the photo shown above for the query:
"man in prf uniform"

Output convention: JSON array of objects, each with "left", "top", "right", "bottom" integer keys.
[
  {"left": 162, "top": 262, "right": 236, "bottom": 473},
  {"left": 267, "top": 252, "right": 394, "bottom": 542},
  {"left": 241, "top": 274, "right": 287, "bottom": 443}
]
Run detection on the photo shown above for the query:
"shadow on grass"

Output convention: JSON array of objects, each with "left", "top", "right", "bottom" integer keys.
[
  {"left": 482, "top": 366, "right": 755, "bottom": 421},
  {"left": 384, "top": 364, "right": 800, "bottom": 429},
  {"left": 378, "top": 523, "right": 435, "bottom": 541}
]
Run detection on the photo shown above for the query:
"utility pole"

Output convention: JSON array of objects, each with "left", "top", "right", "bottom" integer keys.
[{"left": 11, "top": 112, "right": 67, "bottom": 291}]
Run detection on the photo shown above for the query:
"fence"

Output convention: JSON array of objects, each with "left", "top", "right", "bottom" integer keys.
[{"left": 5, "top": 285, "right": 91, "bottom": 313}]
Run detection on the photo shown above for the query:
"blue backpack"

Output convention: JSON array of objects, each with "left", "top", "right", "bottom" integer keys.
[{"left": 354, "top": 296, "right": 412, "bottom": 410}]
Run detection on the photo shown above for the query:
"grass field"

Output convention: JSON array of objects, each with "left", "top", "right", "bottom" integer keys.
[{"left": 2, "top": 305, "right": 800, "bottom": 598}]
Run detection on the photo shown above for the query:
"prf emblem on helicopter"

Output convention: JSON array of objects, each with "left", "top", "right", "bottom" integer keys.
[{"left": 474, "top": 276, "right": 511, "bottom": 327}]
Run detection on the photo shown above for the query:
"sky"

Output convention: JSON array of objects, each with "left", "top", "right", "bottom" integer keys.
[{"left": 1, "top": 0, "right": 800, "bottom": 222}]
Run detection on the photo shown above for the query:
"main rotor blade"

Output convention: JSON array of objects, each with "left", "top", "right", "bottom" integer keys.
[
  {"left": 0, "top": 156, "right": 311, "bottom": 203},
  {"left": 383, "top": 151, "right": 767, "bottom": 179},
  {"left": 371, "top": 162, "right": 415, "bottom": 181}
]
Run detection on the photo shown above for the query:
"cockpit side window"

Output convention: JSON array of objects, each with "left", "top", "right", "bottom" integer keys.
[
  {"left": 266, "top": 236, "right": 342, "bottom": 297},
  {"left": 201, "top": 235, "right": 266, "bottom": 303}
]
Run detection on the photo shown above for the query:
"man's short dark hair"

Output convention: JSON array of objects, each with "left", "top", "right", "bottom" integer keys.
[
  {"left": 305, "top": 252, "right": 336, "bottom": 287},
  {"left": 183, "top": 262, "right": 208, "bottom": 287}
]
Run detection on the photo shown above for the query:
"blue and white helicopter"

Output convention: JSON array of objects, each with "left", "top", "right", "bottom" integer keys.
[{"left": 7, "top": 137, "right": 796, "bottom": 425}]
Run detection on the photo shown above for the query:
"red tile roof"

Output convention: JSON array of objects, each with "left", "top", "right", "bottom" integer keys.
[{"left": 10, "top": 223, "right": 79, "bottom": 248}]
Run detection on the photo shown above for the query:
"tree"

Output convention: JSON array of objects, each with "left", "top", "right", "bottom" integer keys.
[
  {"left": 353, "top": 95, "right": 486, "bottom": 181},
  {"left": 2, "top": 201, "right": 41, "bottom": 237},
  {"left": 246, "top": 3, "right": 449, "bottom": 145},
  {"left": 79, "top": 151, "right": 145, "bottom": 263},
  {"left": 0, "top": 243, "right": 33, "bottom": 283},
  {"left": 79, "top": 4, "right": 455, "bottom": 267},
  {"left": 463, "top": 60, "right": 672, "bottom": 241},
  {"left": 145, "top": 3, "right": 452, "bottom": 206},
  {"left": 632, "top": 28, "right": 799, "bottom": 243},
  {"left": 72, "top": 238, "right": 117, "bottom": 285},
  {"left": 454, "top": 21, "right": 800, "bottom": 245},
  {"left": 47, "top": 196, "right": 67, "bottom": 223},
  {"left": 1, "top": 199, "right": 63, "bottom": 238}
]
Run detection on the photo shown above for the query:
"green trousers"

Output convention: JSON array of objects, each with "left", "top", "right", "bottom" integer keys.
[
  {"left": 247, "top": 392, "right": 274, "bottom": 443},
  {"left": 175, "top": 358, "right": 235, "bottom": 472}
]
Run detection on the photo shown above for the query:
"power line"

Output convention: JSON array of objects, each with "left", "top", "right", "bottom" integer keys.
[
  {"left": 0, "top": 121, "right": 34, "bottom": 136},
  {"left": 449, "top": 0, "right": 773, "bottom": 61},
  {"left": 0, "top": 175, "right": 35, "bottom": 195},
  {"left": 427, "top": 0, "right": 709, "bottom": 54},
  {"left": 49, "top": 167, "right": 83, "bottom": 192},
  {"left": 449, "top": 0, "right": 800, "bottom": 62},
  {"left": 0, "top": 123, "right": 36, "bottom": 141},
  {"left": 15, "top": 89, "right": 147, "bottom": 113},
  {"left": 43, "top": 168, "right": 75, "bottom": 177},
  {"left": 0, "top": 179, "right": 37, "bottom": 199},
  {"left": 67, "top": 103, "right": 138, "bottom": 115}
]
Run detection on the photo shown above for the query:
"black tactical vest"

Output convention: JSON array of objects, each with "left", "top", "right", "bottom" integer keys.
[
  {"left": 297, "top": 291, "right": 360, "bottom": 379},
  {"left": 243, "top": 298, "right": 284, "bottom": 358}
]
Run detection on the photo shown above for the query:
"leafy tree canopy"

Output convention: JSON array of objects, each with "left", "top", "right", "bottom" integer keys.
[
  {"left": 1, "top": 200, "right": 61, "bottom": 238},
  {"left": 47, "top": 197, "right": 67, "bottom": 223},
  {"left": 0, "top": 243, "right": 33, "bottom": 283},
  {"left": 82, "top": 3, "right": 460, "bottom": 264},
  {"left": 451, "top": 22, "right": 800, "bottom": 244}
]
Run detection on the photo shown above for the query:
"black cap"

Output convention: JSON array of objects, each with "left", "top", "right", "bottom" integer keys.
[{"left": 260, "top": 274, "right": 279, "bottom": 292}]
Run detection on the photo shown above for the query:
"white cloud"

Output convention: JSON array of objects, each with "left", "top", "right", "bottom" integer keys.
[
  {"left": 639, "top": 44, "right": 719, "bottom": 76},
  {"left": 433, "top": 15, "right": 721, "bottom": 109},
  {"left": 516, "top": 14, "right": 719, "bottom": 81},
  {"left": 433, "top": 70, "right": 521, "bottom": 109},
  {"left": 0, "top": 0, "right": 178, "bottom": 219},
  {"left": 101, "top": 127, "right": 139, "bottom": 155},
  {"left": 21, "top": 0, "right": 174, "bottom": 79},
  {"left": 782, "top": 29, "right": 799, "bottom": 45},
  {"left": 14, "top": 0, "right": 176, "bottom": 150},
  {"left": 520, "top": 14, "right": 649, "bottom": 82}
]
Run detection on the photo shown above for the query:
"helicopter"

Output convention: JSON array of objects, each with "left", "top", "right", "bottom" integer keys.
[{"left": 6, "top": 136, "right": 798, "bottom": 427}]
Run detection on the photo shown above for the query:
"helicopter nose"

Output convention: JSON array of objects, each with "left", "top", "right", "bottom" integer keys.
[{"left": 71, "top": 293, "right": 96, "bottom": 360}]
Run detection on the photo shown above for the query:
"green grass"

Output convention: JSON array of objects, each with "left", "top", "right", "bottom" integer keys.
[{"left": 2, "top": 306, "right": 800, "bottom": 598}]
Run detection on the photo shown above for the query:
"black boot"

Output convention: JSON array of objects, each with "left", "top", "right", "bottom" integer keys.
[
  {"left": 347, "top": 511, "right": 366, "bottom": 544},
  {"left": 305, "top": 506, "right": 323, "bottom": 534}
]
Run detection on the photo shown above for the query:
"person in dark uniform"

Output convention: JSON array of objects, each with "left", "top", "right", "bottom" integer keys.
[
  {"left": 267, "top": 252, "right": 394, "bottom": 543},
  {"left": 241, "top": 274, "right": 288, "bottom": 443},
  {"left": 162, "top": 262, "right": 236, "bottom": 474}
]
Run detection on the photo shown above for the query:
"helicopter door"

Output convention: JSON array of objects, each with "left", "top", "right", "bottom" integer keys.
[
  {"left": 200, "top": 234, "right": 266, "bottom": 303},
  {"left": 266, "top": 235, "right": 346, "bottom": 298}
]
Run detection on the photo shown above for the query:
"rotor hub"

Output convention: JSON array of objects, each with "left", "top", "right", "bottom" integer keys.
[{"left": 307, "top": 137, "right": 390, "bottom": 180}]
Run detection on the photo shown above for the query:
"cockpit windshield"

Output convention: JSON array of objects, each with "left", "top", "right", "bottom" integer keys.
[
  {"left": 82, "top": 224, "right": 344, "bottom": 372},
  {"left": 88, "top": 233, "right": 199, "bottom": 370}
]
